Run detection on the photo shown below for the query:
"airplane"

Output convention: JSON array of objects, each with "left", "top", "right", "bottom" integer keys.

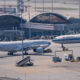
[
  {"left": 52, "top": 34, "right": 80, "bottom": 51},
  {"left": 0, "top": 39, "right": 51, "bottom": 55}
]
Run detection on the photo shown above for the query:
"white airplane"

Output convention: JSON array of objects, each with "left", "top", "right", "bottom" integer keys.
[
  {"left": 0, "top": 39, "right": 51, "bottom": 55},
  {"left": 52, "top": 34, "right": 80, "bottom": 50}
]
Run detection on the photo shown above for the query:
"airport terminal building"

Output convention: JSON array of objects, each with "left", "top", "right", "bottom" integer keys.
[
  {"left": 24, "top": 13, "right": 70, "bottom": 38},
  {"left": 0, "top": 14, "right": 26, "bottom": 40},
  {"left": 0, "top": 12, "right": 80, "bottom": 40}
]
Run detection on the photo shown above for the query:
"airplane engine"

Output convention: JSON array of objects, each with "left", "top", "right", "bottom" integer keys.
[{"left": 33, "top": 47, "right": 44, "bottom": 53}]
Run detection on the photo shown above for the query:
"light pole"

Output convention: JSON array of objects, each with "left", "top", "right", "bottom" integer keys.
[
  {"left": 42, "top": 0, "right": 44, "bottom": 12},
  {"left": 4, "top": 0, "right": 5, "bottom": 7},
  {"left": 35, "top": 0, "right": 36, "bottom": 12},
  {"left": 28, "top": 0, "right": 31, "bottom": 39},
  {"left": 52, "top": 0, "right": 53, "bottom": 12},
  {"left": 79, "top": 0, "right": 80, "bottom": 18},
  {"left": 18, "top": 0, "right": 24, "bottom": 59},
  {"left": 20, "top": 12, "right": 24, "bottom": 59}
]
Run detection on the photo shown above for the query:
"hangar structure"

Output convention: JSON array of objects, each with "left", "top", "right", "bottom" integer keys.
[{"left": 0, "top": 13, "right": 70, "bottom": 40}]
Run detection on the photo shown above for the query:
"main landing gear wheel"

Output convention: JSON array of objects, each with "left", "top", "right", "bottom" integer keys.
[
  {"left": 23, "top": 51, "right": 28, "bottom": 55},
  {"left": 8, "top": 52, "right": 13, "bottom": 55},
  {"left": 61, "top": 44, "right": 66, "bottom": 51},
  {"left": 61, "top": 44, "right": 68, "bottom": 51}
]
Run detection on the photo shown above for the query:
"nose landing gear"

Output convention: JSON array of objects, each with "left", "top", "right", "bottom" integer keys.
[
  {"left": 61, "top": 44, "right": 68, "bottom": 51},
  {"left": 8, "top": 52, "right": 13, "bottom": 55}
]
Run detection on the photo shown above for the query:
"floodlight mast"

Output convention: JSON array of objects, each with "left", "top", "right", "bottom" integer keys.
[
  {"left": 52, "top": 0, "right": 53, "bottom": 12},
  {"left": 17, "top": 0, "right": 24, "bottom": 59},
  {"left": 79, "top": 0, "right": 80, "bottom": 18},
  {"left": 28, "top": 0, "right": 31, "bottom": 39}
]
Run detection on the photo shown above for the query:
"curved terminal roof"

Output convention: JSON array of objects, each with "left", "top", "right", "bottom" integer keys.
[
  {"left": 0, "top": 14, "right": 26, "bottom": 27},
  {"left": 30, "top": 13, "right": 69, "bottom": 24},
  {"left": 68, "top": 18, "right": 80, "bottom": 23}
]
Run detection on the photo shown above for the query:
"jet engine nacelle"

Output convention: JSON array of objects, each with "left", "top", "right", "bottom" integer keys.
[{"left": 33, "top": 47, "right": 44, "bottom": 53}]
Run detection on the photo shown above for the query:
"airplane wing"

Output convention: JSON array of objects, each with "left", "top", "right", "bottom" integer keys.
[
  {"left": 23, "top": 44, "right": 49, "bottom": 51},
  {"left": 21, "top": 40, "right": 50, "bottom": 51},
  {"left": 23, "top": 45, "right": 40, "bottom": 51}
]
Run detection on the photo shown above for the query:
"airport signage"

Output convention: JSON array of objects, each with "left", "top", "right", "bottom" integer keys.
[
  {"left": 24, "top": 23, "right": 54, "bottom": 30},
  {"left": 0, "top": 8, "right": 16, "bottom": 14}
]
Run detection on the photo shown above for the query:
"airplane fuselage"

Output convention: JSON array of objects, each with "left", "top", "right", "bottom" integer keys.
[
  {"left": 52, "top": 34, "right": 80, "bottom": 44},
  {"left": 0, "top": 40, "right": 50, "bottom": 52}
]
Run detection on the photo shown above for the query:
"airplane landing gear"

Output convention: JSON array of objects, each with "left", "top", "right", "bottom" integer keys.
[
  {"left": 8, "top": 52, "right": 13, "bottom": 55},
  {"left": 23, "top": 53, "right": 28, "bottom": 55},
  {"left": 61, "top": 44, "right": 66, "bottom": 51},
  {"left": 23, "top": 51, "right": 28, "bottom": 55},
  {"left": 61, "top": 44, "right": 68, "bottom": 51}
]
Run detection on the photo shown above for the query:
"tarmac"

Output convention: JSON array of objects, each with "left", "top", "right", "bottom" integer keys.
[{"left": 0, "top": 40, "right": 80, "bottom": 80}]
